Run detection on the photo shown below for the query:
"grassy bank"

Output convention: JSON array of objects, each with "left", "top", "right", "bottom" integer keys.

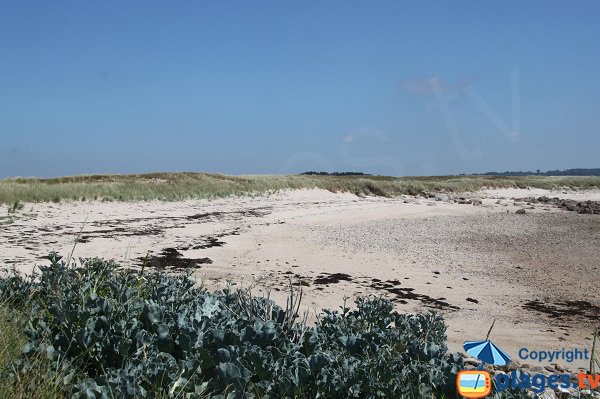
[
  {"left": 0, "top": 306, "right": 67, "bottom": 398},
  {"left": 1, "top": 172, "right": 600, "bottom": 204}
]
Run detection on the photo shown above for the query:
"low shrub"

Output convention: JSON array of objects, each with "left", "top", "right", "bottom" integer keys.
[{"left": 0, "top": 257, "right": 463, "bottom": 398}]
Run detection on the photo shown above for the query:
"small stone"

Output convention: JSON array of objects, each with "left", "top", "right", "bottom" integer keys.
[
  {"left": 463, "top": 357, "right": 480, "bottom": 366},
  {"left": 528, "top": 365, "right": 545, "bottom": 374},
  {"left": 544, "top": 365, "right": 557, "bottom": 373},
  {"left": 507, "top": 360, "right": 521, "bottom": 370},
  {"left": 553, "top": 363, "right": 566, "bottom": 372},
  {"left": 516, "top": 209, "right": 526, "bottom": 214},
  {"left": 539, "top": 389, "right": 557, "bottom": 399}
]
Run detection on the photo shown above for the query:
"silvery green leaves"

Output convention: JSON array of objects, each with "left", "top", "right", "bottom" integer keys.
[
  {"left": 0, "top": 271, "right": 34, "bottom": 308},
  {"left": 307, "top": 297, "right": 461, "bottom": 398},
  {"left": 2, "top": 256, "right": 462, "bottom": 398}
]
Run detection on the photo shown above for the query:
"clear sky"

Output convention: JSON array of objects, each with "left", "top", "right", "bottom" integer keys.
[{"left": 1, "top": 1, "right": 599, "bottom": 178}]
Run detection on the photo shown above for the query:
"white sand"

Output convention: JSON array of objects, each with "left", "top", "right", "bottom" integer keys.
[{"left": 1, "top": 187, "right": 599, "bottom": 369}]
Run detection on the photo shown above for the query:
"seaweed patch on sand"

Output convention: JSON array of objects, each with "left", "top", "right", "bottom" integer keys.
[
  {"left": 523, "top": 299, "right": 600, "bottom": 320},
  {"left": 369, "top": 279, "right": 460, "bottom": 311},
  {"left": 140, "top": 248, "right": 212, "bottom": 270},
  {"left": 314, "top": 273, "right": 353, "bottom": 285}
]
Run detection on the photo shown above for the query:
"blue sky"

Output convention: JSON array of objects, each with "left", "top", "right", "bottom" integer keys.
[{"left": 1, "top": 1, "right": 599, "bottom": 177}]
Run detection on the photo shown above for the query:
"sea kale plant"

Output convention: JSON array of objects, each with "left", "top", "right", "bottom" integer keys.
[{"left": 0, "top": 256, "right": 462, "bottom": 398}]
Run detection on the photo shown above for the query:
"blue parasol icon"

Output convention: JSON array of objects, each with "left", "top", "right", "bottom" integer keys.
[{"left": 463, "top": 320, "right": 511, "bottom": 366}]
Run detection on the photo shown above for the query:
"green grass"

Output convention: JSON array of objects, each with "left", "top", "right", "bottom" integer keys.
[
  {"left": 1, "top": 172, "right": 599, "bottom": 204},
  {"left": 0, "top": 306, "right": 67, "bottom": 399}
]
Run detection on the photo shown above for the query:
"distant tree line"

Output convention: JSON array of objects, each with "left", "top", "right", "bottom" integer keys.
[
  {"left": 300, "top": 171, "right": 372, "bottom": 176},
  {"left": 471, "top": 168, "right": 600, "bottom": 176}
]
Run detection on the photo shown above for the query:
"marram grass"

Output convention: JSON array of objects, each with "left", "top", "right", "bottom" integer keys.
[{"left": 1, "top": 172, "right": 599, "bottom": 204}]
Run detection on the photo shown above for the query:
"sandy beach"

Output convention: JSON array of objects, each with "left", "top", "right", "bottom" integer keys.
[{"left": 2, "top": 188, "right": 599, "bottom": 369}]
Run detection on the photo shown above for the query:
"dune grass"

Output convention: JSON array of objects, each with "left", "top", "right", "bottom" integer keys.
[
  {"left": 1, "top": 172, "right": 599, "bottom": 204},
  {"left": 0, "top": 306, "right": 67, "bottom": 399}
]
